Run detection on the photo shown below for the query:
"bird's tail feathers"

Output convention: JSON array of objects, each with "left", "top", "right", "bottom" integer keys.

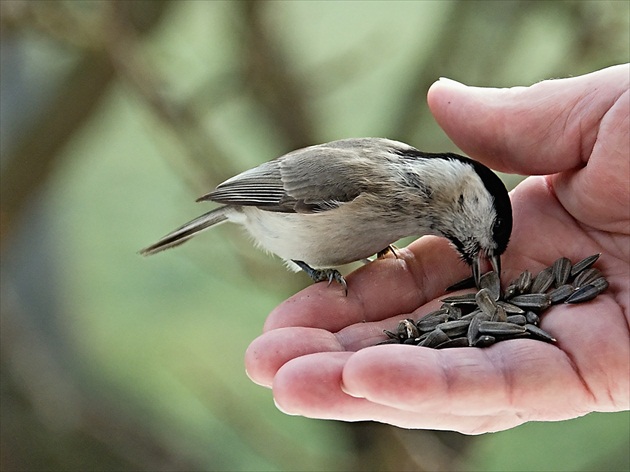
[{"left": 140, "top": 206, "right": 230, "bottom": 256}]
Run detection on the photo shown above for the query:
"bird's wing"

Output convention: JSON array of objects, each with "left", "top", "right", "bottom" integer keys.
[{"left": 199, "top": 145, "right": 379, "bottom": 213}]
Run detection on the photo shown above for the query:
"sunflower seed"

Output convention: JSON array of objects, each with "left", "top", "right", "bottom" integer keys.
[
  {"left": 491, "top": 305, "right": 508, "bottom": 322},
  {"left": 441, "top": 293, "right": 477, "bottom": 304},
  {"left": 416, "top": 310, "right": 450, "bottom": 332},
  {"left": 436, "top": 319, "right": 471, "bottom": 337},
  {"left": 590, "top": 276, "right": 609, "bottom": 293},
  {"left": 573, "top": 268, "right": 602, "bottom": 288},
  {"left": 504, "top": 284, "right": 520, "bottom": 299},
  {"left": 552, "top": 257, "right": 572, "bottom": 286},
  {"left": 459, "top": 309, "right": 483, "bottom": 321},
  {"left": 570, "top": 253, "right": 600, "bottom": 277},
  {"left": 398, "top": 319, "right": 419, "bottom": 339},
  {"left": 383, "top": 329, "right": 398, "bottom": 339},
  {"left": 548, "top": 284, "right": 575, "bottom": 304},
  {"left": 509, "top": 293, "right": 551, "bottom": 311},
  {"left": 515, "top": 270, "right": 533, "bottom": 293},
  {"left": 476, "top": 288, "right": 498, "bottom": 317},
  {"left": 467, "top": 316, "right": 481, "bottom": 346},
  {"left": 497, "top": 300, "right": 525, "bottom": 314},
  {"left": 525, "top": 324, "right": 556, "bottom": 342},
  {"left": 418, "top": 328, "right": 450, "bottom": 348},
  {"left": 506, "top": 314, "right": 527, "bottom": 325},
  {"left": 445, "top": 305, "right": 463, "bottom": 320},
  {"left": 377, "top": 338, "right": 402, "bottom": 345},
  {"left": 479, "top": 271, "right": 501, "bottom": 300},
  {"left": 478, "top": 321, "right": 527, "bottom": 336},
  {"left": 474, "top": 335, "right": 496, "bottom": 347},
  {"left": 565, "top": 284, "right": 600, "bottom": 304},
  {"left": 416, "top": 314, "right": 449, "bottom": 332},
  {"left": 531, "top": 267, "right": 554, "bottom": 293},
  {"left": 525, "top": 311, "right": 540, "bottom": 325},
  {"left": 436, "top": 337, "right": 470, "bottom": 349}
]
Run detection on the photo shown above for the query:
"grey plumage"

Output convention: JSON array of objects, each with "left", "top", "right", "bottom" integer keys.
[{"left": 141, "top": 138, "right": 512, "bottom": 288}]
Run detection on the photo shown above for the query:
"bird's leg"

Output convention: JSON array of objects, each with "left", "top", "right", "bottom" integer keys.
[
  {"left": 377, "top": 245, "right": 399, "bottom": 259},
  {"left": 292, "top": 260, "right": 348, "bottom": 294}
]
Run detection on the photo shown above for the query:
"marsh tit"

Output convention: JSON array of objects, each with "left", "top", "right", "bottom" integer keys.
[{"left": 141, "top": 138, "right": 512, "bottom": 291}]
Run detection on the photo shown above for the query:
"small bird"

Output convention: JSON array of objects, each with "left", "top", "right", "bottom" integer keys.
[{"left": 141, "top": 138, "right": 512, "bottom": 292}]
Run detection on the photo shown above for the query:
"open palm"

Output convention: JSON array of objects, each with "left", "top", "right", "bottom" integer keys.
[{"left": 245, "top": 64, "right": 629, "bottom": 434}]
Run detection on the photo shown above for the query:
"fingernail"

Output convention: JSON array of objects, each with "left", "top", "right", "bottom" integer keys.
[
  {"left": 340, "top": 381, "right": 365, "bottom": 399},
  {"left": 273, "top": 398, "right": 299, "bottom": 415},
  {"left": 438, "top": 77, "right": 467, "bottom": 87}
]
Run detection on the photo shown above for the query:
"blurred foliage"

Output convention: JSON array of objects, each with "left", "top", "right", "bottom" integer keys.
[{"left": 1, "top": 1, "right": 628, "bottom": 471}]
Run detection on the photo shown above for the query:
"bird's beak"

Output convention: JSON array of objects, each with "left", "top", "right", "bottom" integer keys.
[
  {"left": 490, "top": 254, "right": 501, "bottom": 277},
  {"left": 472, "top": 255, "right": 481, "bottom": 288},
  {"left": 472, "top": 253, "right": 501, "bottom": 288}
]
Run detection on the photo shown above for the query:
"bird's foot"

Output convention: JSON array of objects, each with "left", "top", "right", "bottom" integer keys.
[{"left": 292, "top": 260, "right": 348, "bottom": 295}]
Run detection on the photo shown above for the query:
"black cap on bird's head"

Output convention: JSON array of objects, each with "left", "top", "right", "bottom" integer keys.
[
  {"left": 466, "top": 158, "right": 512, "bottom": 286},
  {"left": 390, "top": 145, "right": 513, "bottom": 286}
]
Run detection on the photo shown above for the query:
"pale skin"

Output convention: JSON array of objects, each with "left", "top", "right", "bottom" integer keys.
[{"left": 244, "top": 64, "right": 630, "bottom": 434}]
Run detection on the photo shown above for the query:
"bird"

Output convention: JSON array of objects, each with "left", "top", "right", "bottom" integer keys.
[{"left": 140, "top": 138, "right": 512, "bottom": 292}]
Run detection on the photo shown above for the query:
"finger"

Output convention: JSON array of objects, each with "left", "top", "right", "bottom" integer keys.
[
  {"left": 245, "top": 327, "right": 344, "bottom": 387},
  {"left": 427, "top": 64, "right": 630, "bottom": 175},
  {"left": 341, "top": 342, "right": 593, "bottom": 419},
  {"left": 264, "top": 236, "right": 470, "bottom": 332},
  {"left": 272, "top": 351, "right": 526, "bottom": 434},
  {"left": 552, "top": 88, "right": 630, "bottom": 234}
]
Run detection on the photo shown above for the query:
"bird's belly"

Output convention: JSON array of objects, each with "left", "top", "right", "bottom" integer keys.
[{"left": 232, "top": 207, "right": 406, "bottom": 268}]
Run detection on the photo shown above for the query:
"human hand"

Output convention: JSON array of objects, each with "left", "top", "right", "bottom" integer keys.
[{"left": 245, "top": 64, "right": 630, "bottom": 434}]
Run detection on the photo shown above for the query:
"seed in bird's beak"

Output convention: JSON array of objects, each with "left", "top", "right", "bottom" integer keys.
[{"left": 472, "top": 253, "right": 501, "bottom": 288}]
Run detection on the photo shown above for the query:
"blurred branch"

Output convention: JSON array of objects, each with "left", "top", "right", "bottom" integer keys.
[
  {"left": 0, "top": 0, "right": 171, "bottom": 248},
  {"left": 1, "top": 301, "right": 203, "bottom": 471},
  {"left": 102, "top": 2, "right": 239, "bottom": 191},
  {"left": 238, "top": 0, "right": 317, "bottom": 149},
  {"left": 387, "top": 0, "right": 527, "bottom": 144}
]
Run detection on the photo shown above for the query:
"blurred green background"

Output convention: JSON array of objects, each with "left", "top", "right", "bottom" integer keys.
[{"left": 1, "top": 1, "right": 628, "bottom": 471}]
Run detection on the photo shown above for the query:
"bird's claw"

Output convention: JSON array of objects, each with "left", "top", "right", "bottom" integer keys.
[{"left": 292, "top": 260, "right": 348, "bottom": 295}]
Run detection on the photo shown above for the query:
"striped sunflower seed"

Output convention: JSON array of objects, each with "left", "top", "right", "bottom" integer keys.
[
  {"left": 509, "top": 293, "right": 551, "bottom": 311},
  {"left": 476, "top": 288, "right": 498, "bottom": 317},
  {"left": 525, "top": 311, "right": 540, "bottom": 325},
  {"left": 478, "top": 321, "right": 527, "bottom": 336},
  {"left": 515, "top": 270, "right": 533, "bottom": 293},
  {"left": 497, "top": 300, "right": 525, "bottom": 314},
  {"left": 565, "top": 284, "right": 600, "bottom": 304},
  {"left": 467, "top": 316, "right": 481, "bottom": 346},
  {"left": 552, "top": 257, "right": 572, "bottom": 286},
  {"left": 479, "top": 271, "right": 501, "bottom": 300},
  {"left": 570, "top": 253, "right": 600, "bottom": 277},
  {"left": 590, "top": 276, "right": 609, "bottom": 292},
  {"left": 531, "top": 267, "right": 554, "bottom": 293},
  {"left": 573, "top": 268, "right": 602, "bottom": 288},
  {"left": 418, "top": 328, "right": 450, "bottom": 348},
  {"left": 398, "top": 319, "right": 419, "bottom": 339},
  {"left": 506, "top": 314, "right": 527, "bottom": 325},
  {"left": 525, "top": 324, "right": 556, "bottom": 342},
  {"left": 441, "top": 292, "right": 478, "bottom": 304},
  {"left": 548, "top": 284, "right": 575, "bottom": 304},
  {"left": 436, "top": 319, "right": 471, "bottom": 337},
  {"left": 435, "top": 337, "right": 470, "bottom": 349},
  {"left": 474, "top": 335, "right": 496, "bottom": 347}
]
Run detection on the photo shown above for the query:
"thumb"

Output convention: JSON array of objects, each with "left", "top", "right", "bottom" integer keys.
[{"left": 427, "top": 64, "right": 629, "bottom": 175}]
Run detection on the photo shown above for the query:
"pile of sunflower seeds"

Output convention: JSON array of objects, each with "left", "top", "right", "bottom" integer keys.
[{"left": 379, "top": 254, "right": 607, "bottom": 349}]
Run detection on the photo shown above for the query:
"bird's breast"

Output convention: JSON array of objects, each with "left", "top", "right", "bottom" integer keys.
[{"left": 231, "top": 203, "right": 423, "bottom": 268}]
